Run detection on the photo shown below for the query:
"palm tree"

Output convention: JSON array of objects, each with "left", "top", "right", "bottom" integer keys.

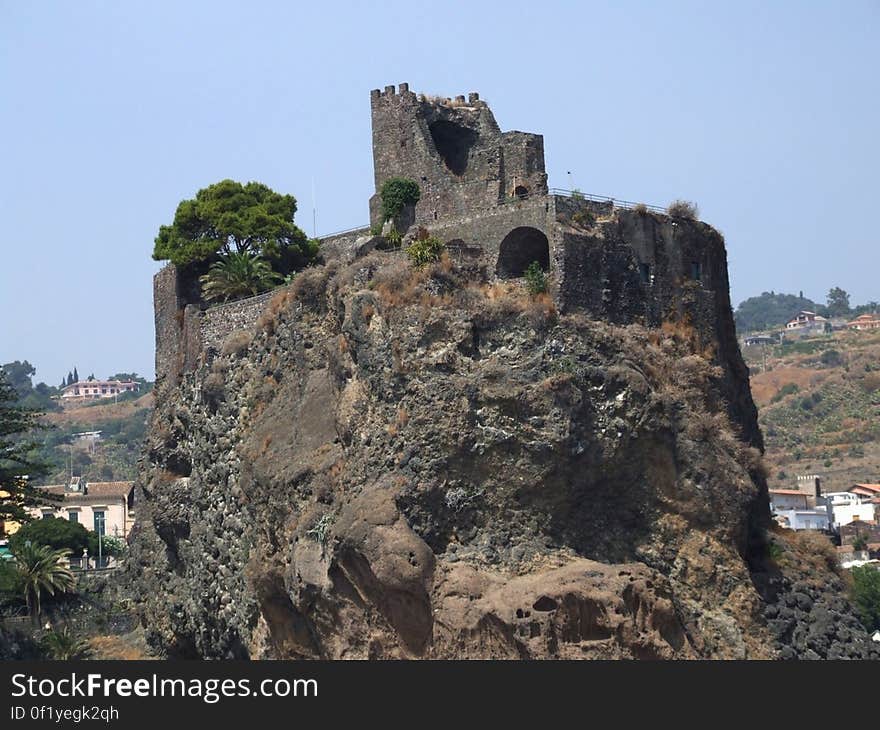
[
  {"left": 13, "top": 543, "right": 76, "bottom": 626},
  {"left": 41, "top": 626, "right": 91, "bottom": 660},
  {"left": 199, "top": 251, "right": 283, "bottom": 303}
]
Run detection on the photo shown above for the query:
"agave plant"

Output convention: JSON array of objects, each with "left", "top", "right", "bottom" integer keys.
[
  {"left": 41, "top": 626, "right": 91, "bottom": 660},
  {"left": 199, "top": 251, "right": 283, "bottom": 302},
  {"left": 12, "top": 543, "right": 76, "bottom": 626}
]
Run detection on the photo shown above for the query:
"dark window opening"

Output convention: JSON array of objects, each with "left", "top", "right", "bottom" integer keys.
[
  {"left": 639, "top": 262, "right": 651, "bottom": 284},
  {"left": 496, "top": 227, "right": 550, "bottom": 279},
  {"left": 514, "top": 185, "right": 529, "bottom": 198},
  {"left": 429, "top": 120, "right": 477, "bottom": 176},
  {"left": 690, "top": 261, "right": 702, "bottom": 282}
]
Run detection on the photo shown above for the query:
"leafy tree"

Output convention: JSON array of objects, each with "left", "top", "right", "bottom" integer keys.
[
  {"left": 851, "top": 565, "right": 880, "bottom": 632},
  {"left": 380, "top": 177, "right": 421, "bottom": 222},
  {"left": 851, "top": 534, "right": 869, "bottom": 552},
  {"left": 12, "top": 543, "right": 75, "bottom": 626},
  {"left": 1, "top": 361, "right": 36, "bottom": 397},
  {"left": 199, "top": 252, "right": 284, "bottom": 302},
  {"left": 826, "top": 287, "right": 851, "bottom": 317},
  {"left": 152, "top": 179, "right": 312, "bottom": 269},
  {"left": 0, "top": 372, "right": 54, "bottom": 531},
  {"left": 41, "top": 627, "right": 91, "bottom": 660},
  {"left": 10, "top": 517, "right": 92, "bottom": 556}
]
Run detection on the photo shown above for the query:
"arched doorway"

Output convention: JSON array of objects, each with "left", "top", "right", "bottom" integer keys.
[{"left": 496, "top": 227, "right": 550, "bottom": 278}]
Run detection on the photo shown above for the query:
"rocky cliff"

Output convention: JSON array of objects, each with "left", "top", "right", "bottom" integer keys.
[{"left": 129, "top": 228, "right": 878, "bottom": 659}]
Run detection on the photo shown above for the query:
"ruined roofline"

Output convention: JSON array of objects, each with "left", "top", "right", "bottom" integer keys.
[{"left": 370, "top": 83, "right": 481, "bottom": 107}]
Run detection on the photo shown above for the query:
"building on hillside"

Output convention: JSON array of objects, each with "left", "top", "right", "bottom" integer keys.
[
  {"left": 60, "top": 379, "right": 139, "bottom": 402},
  {"left": 819, "top": 492, "right": 877, "bottom": 530},
  {"left": 784, "top": 311, "right": 829, "bottom": 333},
  {"left": 743, "top": 335, "right": 778, "bottom": 347},
  {"left": 0, "top": 489, "right": 22, "bottom": 538},
  {"left": 849, "top": 483, "right": 880, "bottom": 499},
  {"left": 790, "top": 474, "right": 823, "bottom": 507},
  {"left": 769, "top": 489, "right": 810, "bottom": 511},
  {"left": 773, "top": 507, "right": 830, "bottom": 532},
  {"left": 25, "top": 477, "right": 135, "bottom": 539},
  {"left": 837, "top": 546, "right": 876, "bottom": 568},
  {"left": 839, "top": 521, "right": 880, "bottom": 547},
  {"left": 846, "top": 314, "right": 880, "bottom": 331}
]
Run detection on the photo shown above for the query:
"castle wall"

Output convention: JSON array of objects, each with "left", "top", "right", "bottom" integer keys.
[
  {"left": 200, "top": 290, "right": 277, "bottom": 354},
  {"left": 153, "top": 265, "right": 184, "bottom": 390},
  {"left": 421, "top": 195, "right": 555, "bottom": 270}
]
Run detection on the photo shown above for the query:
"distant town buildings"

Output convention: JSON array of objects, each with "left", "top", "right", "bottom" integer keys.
[
  {"left": 60, "top": 379, "right": 139, "bottom": 402},
  {"left": 769, "top": 477, "right": 878, "bottom": 536}
]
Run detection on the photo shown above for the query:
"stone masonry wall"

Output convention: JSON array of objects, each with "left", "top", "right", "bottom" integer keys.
[
  {"left": 200, "top": 290, "right": 277, "bottom": 354},
  {"left": 368, "top": 84, "right": 546, "bottom": 228}
]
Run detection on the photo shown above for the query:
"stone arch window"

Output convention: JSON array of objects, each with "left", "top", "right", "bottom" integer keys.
[
  {"left": 496, "top": 227, "right": 550, "bottom": 278},
  {"left": 514, "top": 185, "right": 529, "bottom": 198},
  {"left": 429, "top": 120, "right": 477, "bottom": 176}
]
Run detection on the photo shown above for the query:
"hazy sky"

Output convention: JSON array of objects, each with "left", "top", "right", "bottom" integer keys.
[{"left": 1, "top": 1, "right": 877, "bottom": 383}]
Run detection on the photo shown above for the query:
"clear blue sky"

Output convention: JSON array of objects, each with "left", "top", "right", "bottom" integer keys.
[{"left": 1, "top": 1, "right": 877, "bottom": 383}]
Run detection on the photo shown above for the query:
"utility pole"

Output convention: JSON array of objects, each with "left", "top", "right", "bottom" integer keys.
[{"left": 312, "top": 178, "right": 317, "bottom": 238}]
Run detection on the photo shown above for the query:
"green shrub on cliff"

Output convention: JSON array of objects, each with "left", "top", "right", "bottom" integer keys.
[
  {"left": 380, "top": 177, "right": 420, "bottom": 222},
  {"left": 406, "top": 230, "right": 444, "bottom": 267},
  {"left": 524, "top": 261, "right": 548, "bottom": 295}
]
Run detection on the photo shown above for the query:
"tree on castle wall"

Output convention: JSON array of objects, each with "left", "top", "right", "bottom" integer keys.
[{"left": 152, "top": 179, "right": 317, "bottom": 272}]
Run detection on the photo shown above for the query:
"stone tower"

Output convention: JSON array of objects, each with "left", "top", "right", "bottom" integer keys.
[{"left": 368, "top": 83, "right": 548, "bottom": 228}]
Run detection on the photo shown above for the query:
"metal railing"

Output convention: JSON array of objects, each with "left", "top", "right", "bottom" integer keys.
[
  {"left": 317, "top": 223, "right": 371, "bottom": 240},
  {"left": 548, "top": 187, "right": 667, "bottom": 214},
  {"left": 313, "top": 188, "right": 669, "bottom": 241}
]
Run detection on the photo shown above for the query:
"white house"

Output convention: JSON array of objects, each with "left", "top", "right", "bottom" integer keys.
[
  {"left": 785, "top": 311, "right": 829, "bottom": 332},
  {"left": 769, "top": 489, "right": 810, "bottom": 511},
  {"left": 819, "top": 492, "right": 877, "bottom": 530},
  {"left": 27, "top": 477, "right": 135, "bottom": 539},
  {"left": 773, "top": 508, "right": 830, "bottom": 532}
]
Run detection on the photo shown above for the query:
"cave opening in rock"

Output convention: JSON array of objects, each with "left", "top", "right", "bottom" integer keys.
[
  {"left": 429, "top": 120, "right": 477, "bottom": 176},
  {"left": 496, "top": 227, "right": 550, "bottom": 279}
]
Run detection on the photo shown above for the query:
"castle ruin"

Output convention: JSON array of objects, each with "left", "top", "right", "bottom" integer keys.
[{"left": 155, "top": 84, "right": 748, "bottom": 431}]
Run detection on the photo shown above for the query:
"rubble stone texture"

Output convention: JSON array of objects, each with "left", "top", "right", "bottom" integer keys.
[{"left": 130, "top": 87, "right": 878, "bottom": 659}]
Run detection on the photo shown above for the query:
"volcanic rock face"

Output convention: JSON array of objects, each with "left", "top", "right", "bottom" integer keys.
[{"left": 129, "top": 250, "right": 878, "bottom": 659}]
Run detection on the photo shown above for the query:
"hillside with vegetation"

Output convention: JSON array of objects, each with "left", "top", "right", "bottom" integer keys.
[
  {"left": 735, "top": 288, "right": 877, "bottom": 333},
  {"left": 743, "top": 329, "right": 880, "bottom": 492},
  {"left": 0, "top": 361, "right": 153, "bottom": 484}
]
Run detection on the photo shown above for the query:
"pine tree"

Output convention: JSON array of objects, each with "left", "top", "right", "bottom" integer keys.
[
  {"left": 73, "top": 367, "right": 79, "bottom": 383},
  {"left": 0, "top": 372, "right": 54, "bottom": 527}
]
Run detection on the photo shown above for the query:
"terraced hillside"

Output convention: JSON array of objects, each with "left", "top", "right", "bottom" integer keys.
[{"left": 744, "top": 330, "right": 880, "bottom": 492}]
